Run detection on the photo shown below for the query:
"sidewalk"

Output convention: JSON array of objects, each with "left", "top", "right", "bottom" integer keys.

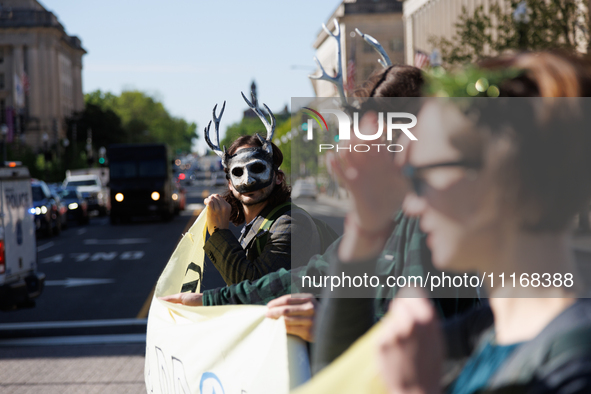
[{"left": 0, "top": 343, "right": 145, "bottom": 394}]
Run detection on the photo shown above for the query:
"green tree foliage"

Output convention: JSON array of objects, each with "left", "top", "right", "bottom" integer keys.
[
  {"left": 82, "top": 89, "right": 198, "bottom": 153},
  {"left": 429, "top": 0, "right": 588, "bottom": 67}
]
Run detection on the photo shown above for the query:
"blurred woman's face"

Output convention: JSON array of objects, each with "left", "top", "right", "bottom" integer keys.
[{"left": 404, "top": 101, "right": 505, "bottom": 272}]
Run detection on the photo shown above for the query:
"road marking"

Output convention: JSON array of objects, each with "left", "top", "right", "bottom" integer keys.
[
  {"left": 36, "top": 242, "right": 54, "bottom": 252},
  {"left": 84, "top": 238, "right": 150, "bottom": 245},
  {"left": 45, "top": 278, "right": 115, "bottom": 287},
  {"left": 90, "top": 252, "right": 117, "bottom": 261},
  {"left": 40, "top": 254, "right": 64, "bottom": 264},
  {"left": 77, "top": 228, "right": 87, "bottom": 235},
  {"left": 0, "top": 318, "right": 147, "bottom": 330},
  {"left": 0, "top": 334, "right": 146, "bottom": 346},
  {"left": 186, "top": 203, "right": 205, "bottom": 211},
  {"left": 120, "top": 251, "right": 145, "bottom": 260}
]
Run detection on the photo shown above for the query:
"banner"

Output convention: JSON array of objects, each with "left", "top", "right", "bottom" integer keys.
[
  {"left": 145, "top": 208, "right": 311, "bottom": 393},
  {"left": 292, "top": 321, "right": 387, "bottom": 394}
]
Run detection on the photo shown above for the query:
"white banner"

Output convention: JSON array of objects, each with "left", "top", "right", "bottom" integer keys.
[{"left": 145, "top": 208, "right": 311, "bottom": 393}]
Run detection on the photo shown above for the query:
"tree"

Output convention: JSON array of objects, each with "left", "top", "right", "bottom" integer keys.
[
  {"left": 83, "top": 89, "right": 198, "bottom": 153},
  {"left": 430, "top": 0, "right": 589, "bottom": 67}
]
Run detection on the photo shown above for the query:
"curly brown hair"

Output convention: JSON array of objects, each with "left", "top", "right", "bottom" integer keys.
[{"left": 222, "top": 135, "right": 291, "bottom": 225}]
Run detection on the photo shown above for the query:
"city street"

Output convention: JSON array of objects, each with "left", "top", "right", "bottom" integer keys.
[{"left": 0, "top": 183, "right": 347, "bottom": 393}]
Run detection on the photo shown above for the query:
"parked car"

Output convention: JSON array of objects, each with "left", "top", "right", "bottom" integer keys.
[
  {"left": 60, "top": 188, "right": 89, "bottom": 225},
  {"left": 31, "top": 179, "right": 61, "bottom": 237},
  {"left": 291, "top": 179, "right": 318, "bottom": 199}
]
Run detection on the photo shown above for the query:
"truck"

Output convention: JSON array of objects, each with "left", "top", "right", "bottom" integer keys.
[
  {"left": 0, "top": 166, "right": 45, "bottom": 310},
  {"left": 63, "top": 169, "right": 110, "bottom": 216},
  {"left": 108, "top": 143, "right": 175, "bottom": 224}
]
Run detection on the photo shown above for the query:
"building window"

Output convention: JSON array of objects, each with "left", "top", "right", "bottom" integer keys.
[
  {"left": 391, "top": 37, "right": 404, "bottom": 52},
  {"left": 0, "top": 73, "right": 4, "bottom": 89}
]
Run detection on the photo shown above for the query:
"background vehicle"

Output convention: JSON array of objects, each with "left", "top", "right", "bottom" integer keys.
[
  {"left": 60, "top": 188, "right": 90, "bottom": 225},
  {"left": 31, "top": 179, "right": 62, "bottom": 237},
  {"left": 172, "top": 181, "right": 186, "bottom": 215},
  {"left": 291, "top": 179, "right": 318, "bottom": 200},
  {"left": 0, "top": 167, "right": 45, "bottom": 310},
  {"left": 63, "top": 174, "right": 109, "bottom": 216},
  {"left": 49, "top": 187, "right": 68, "bottom": 230},
  {"left": 108, "top": 143, "right": 175, "bottom": 223}
]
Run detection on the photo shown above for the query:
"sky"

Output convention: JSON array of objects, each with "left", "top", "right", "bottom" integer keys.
[{"left": 40, "top": 0, "right": 339, "bottom": 154}]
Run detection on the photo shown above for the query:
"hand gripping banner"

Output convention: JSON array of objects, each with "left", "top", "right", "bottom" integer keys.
[{"left": 145, "top": 208, "right": 311, "bottom": 393}]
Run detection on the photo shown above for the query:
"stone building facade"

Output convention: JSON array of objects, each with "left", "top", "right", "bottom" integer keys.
[
  {"left": 311, "top": 0, "right": 404, "bottom": 97},
  {"left": 402, "top": 0, "right": 588, "bottom": 66},
  {"left": 0, "top": 0, "right": 85, "bottom": 151}
]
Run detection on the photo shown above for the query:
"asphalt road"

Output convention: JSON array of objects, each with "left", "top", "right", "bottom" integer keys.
[{"left": 0, "top": 184, "right": 347, "bottom": 341}]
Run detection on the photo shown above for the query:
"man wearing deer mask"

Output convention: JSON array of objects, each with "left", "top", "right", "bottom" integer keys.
[{"left": 198, "top": 92, "right": 322, "bottom": 287}]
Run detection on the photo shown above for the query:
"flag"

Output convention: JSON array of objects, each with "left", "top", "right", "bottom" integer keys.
[
  {"left": 145, "top": 208, "right": 311, "bottom": 393},
  {"left": 13, "top": 73, "right": 24, "bottom": 108},
  {"left": 414, "top": 50, "right": 430, "bottom": 69}
]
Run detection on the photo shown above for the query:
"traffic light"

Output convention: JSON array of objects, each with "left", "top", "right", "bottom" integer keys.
[{"left": 98, "top": 147, "right": 107, "bottom": 167}]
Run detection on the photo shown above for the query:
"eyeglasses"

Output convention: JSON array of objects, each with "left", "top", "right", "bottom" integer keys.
[{"left": 402, "top": 161, "right": 481, "bottom": 196}]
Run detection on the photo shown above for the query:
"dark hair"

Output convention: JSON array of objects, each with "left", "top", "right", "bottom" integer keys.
[
  {"left": 354, "top": 64, "right": 425, "bottom": 98},
  {"left": 222, "top": 134, "right": 291, "bottom": 225}
]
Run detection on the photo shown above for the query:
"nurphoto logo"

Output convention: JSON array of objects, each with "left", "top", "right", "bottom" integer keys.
[{"left": 302, "top": 107, "right": 418, "bottom": 153}]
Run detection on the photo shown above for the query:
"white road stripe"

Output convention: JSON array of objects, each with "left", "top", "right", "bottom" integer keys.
[
  {"left": 36, "top": 241, "right": 54, "bottom": 252},
  {"left": 0, "top": 318, "right": 147, "bottom": 331},
  {"left": 84, "top": 238, "right": 150, "bottom": 245},
  {"left": 0, "top": 334, "right": 146, "bottom": 347},
  {"left": 186, "top": 203, "right": 205, "bottom": 211}
]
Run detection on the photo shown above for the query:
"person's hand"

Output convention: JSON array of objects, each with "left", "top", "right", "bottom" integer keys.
[
  {"left": 204, "top": 194, "right": 231, "bottom": 234},
  {"left": 377, "top": 289, "right": 443, "bottom": 394},
  {"left": 329, "top": 112, "right": 409, "bottom": 233},
  {"left": 266, "top": 294, "right": 317, "bottom": 342},
  {"left": 159, "top": 292, "right": 203, "bottom": 307},
  {"left": 330, "top": 112, "right": 410, "bottom": 261}
]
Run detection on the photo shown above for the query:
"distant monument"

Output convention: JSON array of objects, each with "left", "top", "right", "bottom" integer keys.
[{"left": 242, "top": 80, "right": 267, "bottom": 119}]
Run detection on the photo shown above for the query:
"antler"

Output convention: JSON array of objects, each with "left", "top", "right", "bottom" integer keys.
[
  {"left": 241, "top": 91, "right": 276, "bottom": 154},
  {"left": 355, "top": 28, "right": 392, "bottom": 68},
  {"left": 309, "top": 19, "right": 347, "bottom": 107},
  {"left": 204, "top": 101, "right": 227, "bottom": 164}
]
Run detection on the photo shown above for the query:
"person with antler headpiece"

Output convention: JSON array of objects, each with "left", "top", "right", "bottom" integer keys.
[{"left": 197, "top": 92, "right": 322, "bottom": 287}]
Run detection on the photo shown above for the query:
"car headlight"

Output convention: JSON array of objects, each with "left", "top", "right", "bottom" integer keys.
[
  {"left": 41, "top": 206, "right": 48, "bottom": 214},
  {"left": 115, "top": 193, "right": 124, "bottom": 202},
  {"left": 97, "top": 192, "right": 103, "bottom": 200},
  {"left": 172, "top": 193, "right": 178, "bottom": 201},
  {"left": 151, "top": 191, "right": 160, "bottom": 201},
  {"left": 68, "top": 203, "right": 79, "bottom": 210},
  {"left": 35, "top": 207, "right": 41, "bottom": 215}
]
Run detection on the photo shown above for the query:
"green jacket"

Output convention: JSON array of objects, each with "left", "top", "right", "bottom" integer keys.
[{"left": 203, "top": 212, "right": 477, "bottom": 319}]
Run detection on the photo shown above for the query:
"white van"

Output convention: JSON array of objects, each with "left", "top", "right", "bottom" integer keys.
[
  {"left": 0, "top": 166, "right": 45, "bottom": 310},
  {"left": 63, "top": 173, "right": 109, "bottom": 216}
]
